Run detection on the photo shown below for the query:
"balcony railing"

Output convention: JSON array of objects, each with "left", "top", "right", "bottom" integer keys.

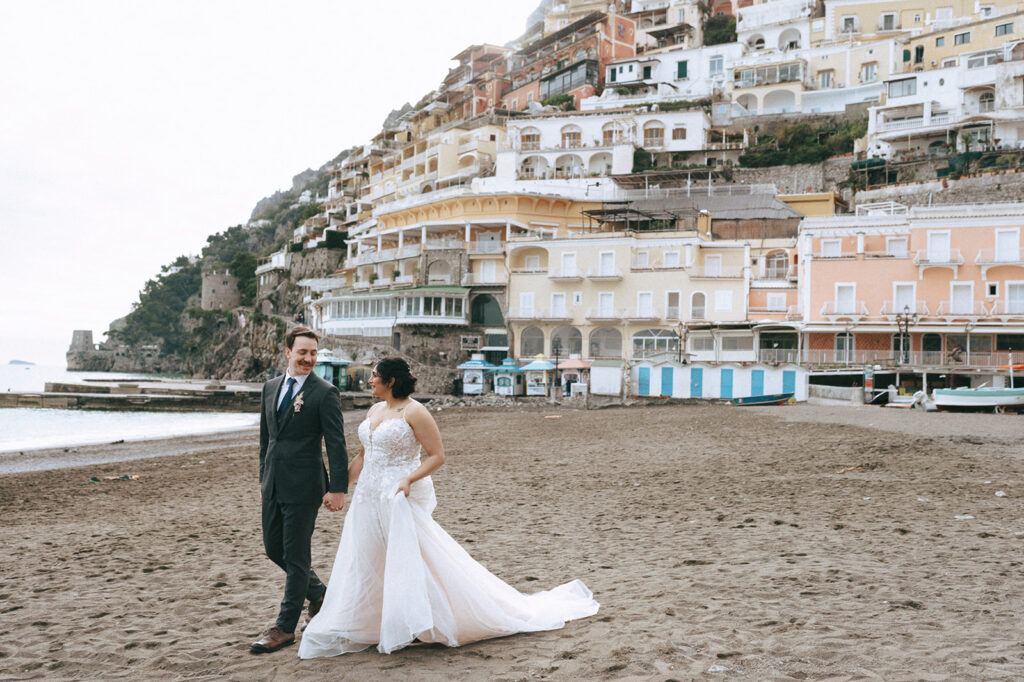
[
  {"left": 353, "top": 281, "right": 371, "bottom": 290},
  {"left": 786, "top": 305, "right": 802, "bottom": 320},
  {"left": 665, "top": 306, "right": 681, "bottom": 321},
  {"left": 624, "top": 307, "right": 660, "bottom": 321},
  {"left": 392, "top": 275, "right": 415, "bottom": 287},
  {"left": 820, "top": 301, "right": 869, "bottom": 317},
  {"left": 548, "top": 267, "right": 584, "bottom": 281},
  {"left": 460, "top": 273, "right": 509, "bottom": 286},
  {"left": 879, "top": 300, "right": 930, "bottom": 317},
  {"left": 800, "top": 349, "right": 1024, "bottom": 370},
  {"left": 935, "top": 300, "right": 989, "bottom": 317},
  {"left": 506, "top": 308, "right": 543, "bottom": 321},
  {"left": 689, "top": 266, "right": 744, "bottom": 279},
  {"left": 758, "top": 348, "right": 800, "bottom": 364},
  {"left": 914, "top": 249, "right": 965, "bottom": 266},
  {"left": 587, "top": 267, "right": 624, "bottom": 280},
  {"left": 815, "top": 249, "right": 856, "bottom": 259},
  {"left": 975, "top": 248, "right": 1024, "bottom": 265},
  {"left": 466, "top": 241, "right": 504, "bottom": 255},
  {"left": 989, "top": 300, "right": 1024, "bottom": 316},
  {"left": 510, "top": 266, "right": 548, "bottom": 274},
  {"left": 424, "top": 238, "right": 464, "bottom": 250},
  {"left": 586, "top": 307, "right": 624, "bottom": 321},
  {"left": 748, "top": 306, "right": 789, "bottom": 315},
  {"left": 398, "top": 244, "right": 421, "bottom": 258},
  {"left": 764, "top": 265, "right": 789, "bottom": 279}
]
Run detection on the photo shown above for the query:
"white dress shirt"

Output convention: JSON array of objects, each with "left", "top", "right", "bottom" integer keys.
[{"left": 277, "top": 371, "right": 310, "bottom": 411}]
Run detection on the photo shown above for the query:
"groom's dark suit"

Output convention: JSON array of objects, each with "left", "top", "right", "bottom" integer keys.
[{"left": 259, "top": 371, "right": 348, "bottom": 633}]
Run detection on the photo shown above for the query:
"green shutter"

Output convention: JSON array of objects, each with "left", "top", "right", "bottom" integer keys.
[
  {"left": 677, "top": 61, "right": 687, "bottom": 78},
  {"left": 903, "top": 49, "right": 911, "bottom": 62}
]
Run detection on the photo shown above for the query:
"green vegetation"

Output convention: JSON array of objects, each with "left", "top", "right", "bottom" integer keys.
[
  {"left": 703, "top": 15, "right": 736, "bottom": 46},
  {"left": 320, "top": 230, "right": 346, "bottom": 249},
  {"left": 632, "top": 147, "right": 654, "bottom": 173},
  {"left": 114, "top": 256, "right": 201, "bottom": 354},
  {"left": 738, "top": 117, "right": 867, "bottom": 168},
  {"left": 541, "top": 93, "right": 576, "bottom": 111},
  {"left": 229, "top": 252, "right": 257, "bottom": 306},
  {"left": 624, "top": 98, "right": 711, "bottom": 113}
]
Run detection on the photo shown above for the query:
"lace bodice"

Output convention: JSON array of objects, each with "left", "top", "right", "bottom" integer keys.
[{"left": 356, "top": 417, "right": 427, "bottom": 499}]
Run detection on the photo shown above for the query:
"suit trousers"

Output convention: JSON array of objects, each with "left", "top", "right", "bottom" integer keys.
[{"left": 261, "top": 496, "right": 327, "bottom": 632}]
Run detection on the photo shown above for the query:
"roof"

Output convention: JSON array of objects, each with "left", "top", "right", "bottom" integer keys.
[
  {"left": 518, "top": 12, "right": 606, "bottom": 56},
  {"left": 558, "top": 358, "right": 591, "bottom": 369},
  {"left": 457, "top": 358, "right": 497, "bottom": 369},
  {"left": 521, "top": 359, "right": 556, "bottom": 371}
]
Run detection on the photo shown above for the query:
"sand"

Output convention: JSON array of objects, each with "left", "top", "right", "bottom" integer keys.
[{"left": 1, "top": 403, "right": 1022, "bottom": 680}]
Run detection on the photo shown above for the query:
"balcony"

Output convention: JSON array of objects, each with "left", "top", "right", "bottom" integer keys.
[
  {"left": 548, "top": 267, "right": 584, "bottom": 282},
  {"left": 624, "top": 307, "right": 660, "bottom": 321},
  {"left": 988, "top": 301, "right": 1024, "bottom": 318},
  {"left": 758, "top": 348, "right": 800, "bottom": 364},
  {"left": 397, "top": 244, "right": 422, "bottom": 259},
  {"left": 466, "top": 241, "right": 505, "bottom": 256},
  {"left": 786, "top": 305, "right": 802, "bottom": 320},
  {"left": 353, "top": 281, "right": 371, "bottom": 290},
  {"left": 879, "top": 300, "right": 930, "bottom": 318},
  {"left": 586, "top": 307, "right": 624, "bottom": 321},
  {"left": 975, "top": 248, "right": 1024, "bottom": 277},
  {"left": 540, "top": 308, "right": 573, "bottom": 322},
  {"left": 935, "top": 300, "right": 989, "bottom": 318},
  {"left": 689, "top": 266, "right": 744, "bottom": 279},
  {"left": 814, "top": 248, "right": 856, "bottom": 259},
  {"left": 510, "top": 266, "right": 548, "bottom": 274},
  {"left": 820, "top": 301, "right": 869, "bottom": 319},
  {"left": 665, "top": 306, "right": 681, "bottom": 321},
  {"left": 392, "top": 275, "right": 415, "bottom": 287},
  {"left": 914, "top": 248, "right": 964, "bottom": 276},
  {"left": 424, "top": 237, "right": 464, "bottom": 250},
  {"left": 748, "top": 306, "right": 789, "bottom": 316},
  {"left": 461, "top": 272, "right": 509, "bottom": 286},
  {"left": 507, "top": 308, "right": 544, "bottom": 321},
  {"left": 371, "top": 277, "right": 392, "bottom": 288},
  {"left": 587, "top": 267, "right": 624, "bottom": 281}
]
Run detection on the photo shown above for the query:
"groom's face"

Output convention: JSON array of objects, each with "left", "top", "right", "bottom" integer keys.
[{"left": 286, "top": 336, "right": 318, "bottom": 376}]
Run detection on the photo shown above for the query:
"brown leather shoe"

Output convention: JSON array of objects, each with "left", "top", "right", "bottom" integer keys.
[
  {"left": 250, "top": 626, "right": 295, "bottom": 654},
  {"left": 301, "top": 597, "right": 324, "bottom": 632}
]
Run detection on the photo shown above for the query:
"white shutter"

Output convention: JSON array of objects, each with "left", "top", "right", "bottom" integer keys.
[
  {"left": 996, "top": 230, "right": 1018, "bottom": 262},
  {"left": 599, "top": 251, "right": 615, "bottom": 276},
  {"left": 894, "top": 283, "right": 914, "bottom": 312},
  {"left": 551, "top": 293, "right": 566, "bottom": 317},
  {"left": 520, "top": 292, "right": 534, "bottom": 316},
  {"left": 705, "top": 254, "right": 722, "bottom": 276},
  {"left": 951, "top": 283, "right": 972, "bottom": 314},
  {"left": 638, "top": 292, "right": 653, "bottom": 316},
  {"left": 928, "top": 232, "right": 950, "bottom": 262},
  {"left": 599, "top": 292, "right": 614, "bottom": 316},
  {"left": 836, "top": 284, "right": 855, "bottom": 314},
  {"left": 1007, "top": 283, "right": 1024, "bottom": 314},
  {"left": 561, "top": 252, "right": 576, "bottom": 277}
]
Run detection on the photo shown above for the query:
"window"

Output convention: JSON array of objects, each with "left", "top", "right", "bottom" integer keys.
[
  {"left": 894, "top": 283, "right": 915, "bottom": 312},
  {"left": 519, "top": 292, "right": 535, "bottom": 316},
  {"left": 836, "top": 332, "right": 854, "bottom": 361},
  {"left": 996, "top": 22, "right": 1013, "bottom": 36},
  {"left": 819, "top": 71, "right": 834, "bottom": 89},
  {"left": 980, "top": 5, "right": 993, "bottom": 17},
  {"left": 954, "top": 31, "right": 970, "bottom": 45},
  {"left": 598, "top": 251, "right": 615, "bottom": 276},
  {"left": 987, "top": 282, "right": 999, "bottom": 297},
  {"left": 676, "top": 61, "right": 688, "bottom": 79},
  {"left": 643, "top": 65, "right": 652, "bottom": 79},
  {"left": 573, "top": 292, "right": 582, "bottom": 305},
  {"left": 672, "top": 126, "right": 687, "bottom": 140},
  {"left": 551, "top": 292, "right": 567, "bottom": 317},
  {"left": 598, "top": 292, "right": 614, "bottom": 316},
  {"left": 664, "top": 251, "right": 680, "bottom": 268},
  {"left": 666, "top": 291, "right": 681, "bottom": 319},
  {"left": 521, "top": 133, "right": 540, "bottom": 151},
  {"left": 766, "top": 293, "right": 786, "bottom": 311},
  {"left": 835, "top": 284, "right": 856, "bottom": 314},
  {"left": 821, "top": 239, "right": 842, "bottom": 257},
  {"left": 942, "top": 58, "right": 958, "bottom": 67},
  {"left": 860, "top": 62, "right": 877, "bottom": 83},
  {"left": 765, "top": 251, "right": 788, "bottom": 278},
  {"left": 589, "top": 327, "right": 622, "bottom": 358},
  {"left": 561, "top": 130, "right": 581, "bottom": 148},
  {"left": 880, "top": 13, "right": 897, "bottom": 30},
  {"left": 643, "top": 124, "right": 664, "bottom": 147},
  {"left": 721, "top": 336, "right": 752, "bottom": 351},
  {"left": 968, "top": 52, "right": 1000, "bottom": 69},
  {"left": 705, "top": 254, "right": 722, "bottom": 276},
  {"left": 914, "top": 13, "right": 921, "bottom": 22},
  {"left": 691, "top": 335, "right": 714, "bottom": 351},
  {"left": 886, "top": 237, "right": 909, "bottom": 257},
  {"left": 637, "top": 292, "right": 654, "bottom": 317},
  {"left": 521, "top": 326, "right": 544, "bottom": 356},
  {"left": 778, "top": 63, "right": 801, "bottom": 81},
  {"left": 714, "top": 290, "right": 732, "bottom": 312},
  {"left": 888, "top": 78, "right": 917, "bottom": 98},
  {"left": 709, "top": 55, "right": 723, "bottom": 76},
  {"left": 525, "top": 254, "right": 541, "bottom": 270},
  {"left": 914, "top": 45, "right": 924, "bottom": 63},
  {"left": 951, "top": 282, "right": 973, "bottom": 314},
  {"left": 841, "top": 16, "right": 858, "bottom": 33},
  {"left": 691, "top": 292, "right": 706, "bottom": 320},
  {"left": 936, "top": 36, "right": 945, "bottom": 47},
  {"left": 1008, "top": 283, "right": 1024, "bottom": 314},
  {"left": 636, "top": 250, "right": 649, "bottom": 268}
]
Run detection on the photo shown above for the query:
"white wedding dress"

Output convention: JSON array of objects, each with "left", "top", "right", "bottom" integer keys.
[{"left": 298, "top": 414, "right": 598, "bottom": 657}]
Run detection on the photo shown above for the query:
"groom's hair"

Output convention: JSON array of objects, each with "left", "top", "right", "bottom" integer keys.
[{"left": 285, "top": 326, "right": 319, "bottom": 349}]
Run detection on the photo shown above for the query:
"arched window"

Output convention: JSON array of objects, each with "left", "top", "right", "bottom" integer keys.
[
  {"left": 765, "top": 251, "right": 789, "bottom": 278},
  {"left": 521, "top": 326, "right": 544, "bottom": 356},
  {"left": 632, "top": 329, "right": 679, "bottom": 357},
  {"left": 520, "top": 126, "right": 541, "bottom": 151},
  {"left": 471, "top": 295, "right": 503, "bottom": 325},
  {"left": 573, "top": 48, "right": 587, "bottom": 62},
  {"left": 426, "top": 260, "right": 451, "bottom": 285},
  {"left": 561, "top": 124, "right": 582, "bottom": 149},
  {"left": 691, "top": 292, "right": 706, "bottom": 320},
  {"left": 589, "top": 327, "right": 622, "bottom": 358},
  {"left": 642, "top": 120, "right": 665, "bottom": 147},
  {"left": 835, "top": 332, "right": 854, "bottom": 363},
  {"left": 551, "top": 325, "right": 582, "bottom": 356},
  {"left": 979, "top": 91, "right": 995, "bottom": 112}
]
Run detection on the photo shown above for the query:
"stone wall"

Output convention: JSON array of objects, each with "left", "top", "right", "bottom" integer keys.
[
  {"left": 731, "top": 156, "right": 853, "bottom": 193},
  {"left": 854, "top": 168, "right": 1024, "bottom": 208},
  {"left": 201, "top": 269, "right": 240, "bottom": 311},
  {"left": 289, "top": 247, "right": 345, "bottom": 280}
]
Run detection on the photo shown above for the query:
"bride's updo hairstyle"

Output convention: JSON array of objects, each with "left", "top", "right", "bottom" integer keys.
[{"left": 375, "top": 358, "right": 417, "bottom": 399}]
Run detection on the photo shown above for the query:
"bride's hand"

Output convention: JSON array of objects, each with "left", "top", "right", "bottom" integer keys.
[{"left": 395, "top": 478, "right": 412, "bottom": 497}]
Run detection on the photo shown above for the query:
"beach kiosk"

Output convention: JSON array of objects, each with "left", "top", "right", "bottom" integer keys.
[
  {"left": 314, "top": 350, "right": 350, "bottom": 390},
  {"left": 521, "top": 356, "right": 556, "bottom": 396},
  {"left": 557, "top": 356, "right": 591, "bottom": 396},
  {"left": 457, "top": 353, "right": 496, "bottom": 395},
  {"left": 490, "top": 357, "right": 525, "bottom": 396}
]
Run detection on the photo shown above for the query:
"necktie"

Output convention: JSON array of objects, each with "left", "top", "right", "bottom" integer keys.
[{"left": 277, "top": 378, "right": 296, "bottom": 420}]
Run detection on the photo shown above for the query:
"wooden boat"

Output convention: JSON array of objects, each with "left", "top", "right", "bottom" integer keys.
[
  {"left": 732, "top": 392, "right": 794, "bottom": 406},
  {"left": 932, "top": 387, "right": 1024, "bottom": 412}
]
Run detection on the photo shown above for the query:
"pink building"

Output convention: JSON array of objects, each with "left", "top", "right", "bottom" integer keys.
[{"left": 797, "top": 202, "right": 1024, "bottom": 391}]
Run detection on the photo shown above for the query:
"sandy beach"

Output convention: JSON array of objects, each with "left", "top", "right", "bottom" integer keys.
[{"left": 1, "top": 403, "right": 1022, "bottom": 680}]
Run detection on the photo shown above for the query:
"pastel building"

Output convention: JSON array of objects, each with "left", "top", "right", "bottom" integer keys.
[{"left": 798, "top": 201, "right": 1024, "bottom": 389}]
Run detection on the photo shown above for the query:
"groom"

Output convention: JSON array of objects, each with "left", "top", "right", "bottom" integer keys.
[{"left": 251, "top": 326, "right": 349, "bottom": 654}]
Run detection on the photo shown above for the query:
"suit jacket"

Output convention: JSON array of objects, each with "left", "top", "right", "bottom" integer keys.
[{"left": 259, "top": 372, "right": 349, "bottom": 505}]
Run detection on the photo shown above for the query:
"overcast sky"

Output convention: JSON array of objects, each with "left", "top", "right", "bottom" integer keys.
[{"left": 0, "top": 0, "right": 539, "bottom": 366}]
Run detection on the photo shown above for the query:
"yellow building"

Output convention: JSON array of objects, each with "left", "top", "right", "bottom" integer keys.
[{"left": 897, "top": 9, "right": 1024, "bottom": 73}]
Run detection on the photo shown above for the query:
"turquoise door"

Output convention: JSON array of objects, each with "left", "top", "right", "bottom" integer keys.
[
  {"left": 751, "top": 369, "right": 765, "bottom": 396},
  {"left": 720, "top": 368, "right": 733, "bottom": 399},
  {"left": 661, "top": 367, "right": 674, "bottom": 396},
  {"left": 690, "top": 367, "right": 703, "bottom": 397},
  {"left": 638, "top": 367, "right": 650, "bottom": 395},
  {"left": 783, "top": 370, "right": 796, "bottom": 395}
]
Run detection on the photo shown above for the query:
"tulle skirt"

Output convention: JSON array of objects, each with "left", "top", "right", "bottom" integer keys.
[{"left": 297, "top": 478, "right": 598, "bottom": 657}]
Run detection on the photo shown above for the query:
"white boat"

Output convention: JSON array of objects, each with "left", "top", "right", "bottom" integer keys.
[{"left": 932, "top": 387, "right": 1024, "bottom": 412}]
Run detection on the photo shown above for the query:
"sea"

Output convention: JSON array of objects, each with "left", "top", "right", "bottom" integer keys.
[{"left": 0, "top": 363, "right": 259, "bottom": 454}]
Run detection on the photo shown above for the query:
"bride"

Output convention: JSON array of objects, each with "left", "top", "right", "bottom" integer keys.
[{"left": 298, "top": 358, "right": 598, "bottom": 657}]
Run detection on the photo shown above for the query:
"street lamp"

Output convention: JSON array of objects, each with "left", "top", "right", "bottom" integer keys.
[
  {"left": 551, "top": 336, "right": 563, "bottom": 396},
  {"left": 895, "top": 305, "right": 918, "bottom": 364}
]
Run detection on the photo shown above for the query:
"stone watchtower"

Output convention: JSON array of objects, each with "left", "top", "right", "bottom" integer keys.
[
  {"left": 69, "top": 330, "right": 95, "bottom": 351},
  {"left": 200, "top": 267, "right": 241, "bottom": 311}
]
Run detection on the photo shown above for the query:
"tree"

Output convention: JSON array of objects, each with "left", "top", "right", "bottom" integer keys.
[
  {"left": 703, "top": 15, "right": 736, "bottom": 46},
  {"left": 229, "top": 252, "right": 258, "bottom": 307}
]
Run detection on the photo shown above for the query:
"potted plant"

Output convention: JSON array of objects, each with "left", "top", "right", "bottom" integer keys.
[
  {"left": 369, "top": 272, "right": 379, "bottom": 283},
  {"left": 392, "top": 269, "right": 401, "bottom": 279}
]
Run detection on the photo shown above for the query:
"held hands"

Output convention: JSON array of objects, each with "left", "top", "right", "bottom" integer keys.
[
  {"left": 395, "top": 478, "right": 412, "bottom": 497},
  {"left": 323, "top": 491, "right": 346, "bottom": 512}
]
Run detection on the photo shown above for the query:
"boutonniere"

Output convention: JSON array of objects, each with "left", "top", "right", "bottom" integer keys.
[{"left": 293, "top": 392, "right": 304, "bottom": 413}]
